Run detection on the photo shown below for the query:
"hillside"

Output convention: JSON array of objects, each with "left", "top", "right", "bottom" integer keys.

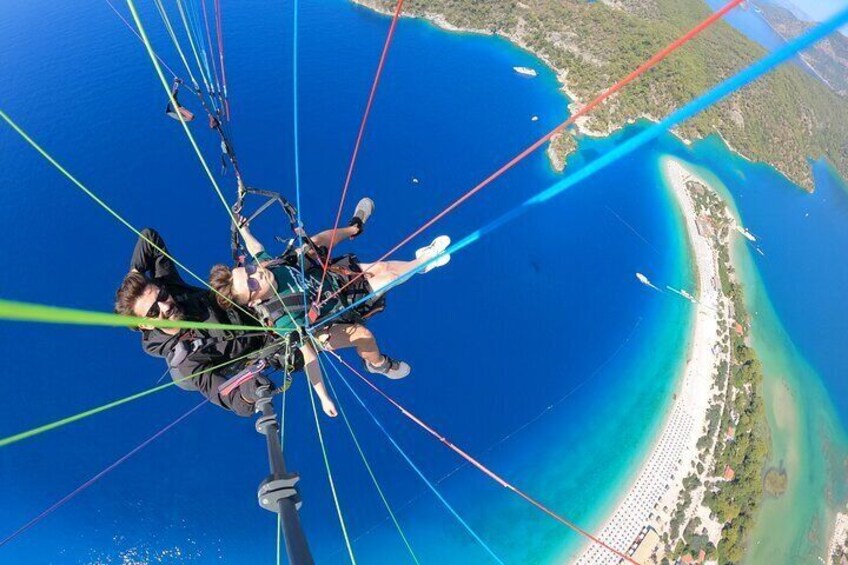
[
  {"left": 752, "top": 0, "right": 848, "bottom": 96},
  {"left": 356, "top": 0, "right": 848, "bottom": 191}
]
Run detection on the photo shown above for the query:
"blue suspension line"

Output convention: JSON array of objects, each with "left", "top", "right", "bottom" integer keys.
[
  {"left": 315, "top": 6, "right": 848, "bottom": 329},
  {"left": 323, "top": 353, "right": 505, "bottom": 564},
  {"left": 187, "top": 0, "right": 217, "bottom": 99},
  {"left": 292, "top": 0, "right": 309, "bottom": 321},
  {"left": 317, "top": 354, "right": 421, "bottom": 564}
]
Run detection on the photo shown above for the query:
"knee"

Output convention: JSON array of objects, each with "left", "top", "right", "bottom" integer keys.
[
  {"left": 364, "top": 262, "right": 387, "bottom": 278},
  {"left": 349, "top": 324, "right": 374, "bottom": 342}
]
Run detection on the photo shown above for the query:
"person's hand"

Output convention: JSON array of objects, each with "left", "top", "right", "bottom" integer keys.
[
  {"left": 236, "top": 214, "right": 250, "bottom": 230},
  {"left": 322, "top": 398, "right": 338, "bottom": 418}
]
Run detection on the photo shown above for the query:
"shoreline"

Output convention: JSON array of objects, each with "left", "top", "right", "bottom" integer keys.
[
  {"left": 572, "top": 157, "right": 727, "bottom": 564},
  {"left": 347, "top": 3, "right": 848, "bottom": 560},
  {"left": 677, "top": 160, "right": 848, "bottom": 563},
  {"left": 349, "top": 0, "right": 807, "bottom": 185},
  {"left": 349, "top": 0, "right": 648, "bottom": 144}
]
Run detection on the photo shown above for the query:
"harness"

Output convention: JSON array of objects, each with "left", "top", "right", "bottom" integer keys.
[
  {"left": 224, "top": 189, "right": 385, "bottom": 390},
  {"left": 325, "top": 254, "right": 386, "bottom": 323},
  {"left": 252, "top": 251, "right": 385, "bottom": 331}
]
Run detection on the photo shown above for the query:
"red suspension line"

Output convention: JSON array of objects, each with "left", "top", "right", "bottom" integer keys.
[
  {"left": 330, "top": 352, "right": 640, "bottom": 565},
  {"left": 318, "top": 0, "right": 744, "bottom": 308},
  {"left": 314, "top": 0, "right": 406, "bottom": 305}
]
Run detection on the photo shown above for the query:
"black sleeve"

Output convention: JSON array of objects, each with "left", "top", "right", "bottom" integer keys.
[
  {"left": 167, "top": 344, "right": 253, "bottom": 417},
  {"left": 131, "top": 228, "right": 186, "bottom": 286}
]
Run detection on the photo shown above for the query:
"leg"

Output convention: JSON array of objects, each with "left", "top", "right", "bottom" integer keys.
[
  {"left": 358, "top": 260, "right": 423, "bottom": 294},
  {"left": 357, "top": 235, "right": 452, "bottom": 292},
  {"left": 309, "top": 225, "right": 360, "bottom": 249},
  {"left": 300, "top": 341, "right": 337, "bottom": 417},
  {"left": 318, "top": 323, "right": 383, "bottom": 365},
  {"left": 318, "top": 323, "right": 411, "bottom": 379},
  {"left": 306, "top": 198, "right": 375, "bottom": 249}
]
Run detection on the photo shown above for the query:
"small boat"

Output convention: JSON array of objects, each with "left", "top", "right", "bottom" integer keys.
[
  {"left": 531, "top": 115, "right": 539, "bottom": 122},
  {"left": 513, "top": 66, "right": 538, "bottom": 77},
  {"left": 734, "top": 224, "right": 756, "bottom": 242}
]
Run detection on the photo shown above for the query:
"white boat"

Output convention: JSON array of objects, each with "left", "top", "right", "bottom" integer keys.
[
  {"left": 513, "top": 66, "right": 537, "bottom": 77},
  {"left": 734, "top": 224, "right": 756, "bottom": 242},
  {"left": 531, "top": 115, "right": 539, "bottom": 122},
  {"left": 636, "top": 272, "right": 651, "bottom": 286}
]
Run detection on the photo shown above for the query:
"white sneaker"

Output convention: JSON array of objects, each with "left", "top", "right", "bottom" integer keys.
[
  {"left": 415, "top": 235, "right": 451, "bottom": 274},
  {"left": 365, "top": 355, "right": 411, "bottom": 380}
]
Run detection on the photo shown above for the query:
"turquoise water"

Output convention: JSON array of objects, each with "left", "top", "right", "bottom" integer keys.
[
  {"left": 659, "top": 143, "right": 848, "bottom": 562},
  {"left": 1, "top": 1, "right": 845, "bottom": 563},
  {"left": 681, "top": 137, "right": 848, "bottom": 432},
  {"left": 0, "top": 1, "right": 692, "bottom": 563}
]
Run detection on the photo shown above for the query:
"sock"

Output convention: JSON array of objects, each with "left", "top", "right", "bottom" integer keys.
[
  {"left": 348, "top": 217, "right": 364, "bottom": 238},
  {"left": 369, "top": 354, "right": 388, "bottom": 369}
]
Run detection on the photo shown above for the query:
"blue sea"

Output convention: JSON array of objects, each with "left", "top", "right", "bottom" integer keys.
[{"left": 0, "top": 1, "right": 845, "bottom": 563}]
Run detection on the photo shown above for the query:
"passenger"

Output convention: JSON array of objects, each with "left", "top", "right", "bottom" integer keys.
[
  {"left": 209, "top": 198, "right": 453, "bottom": 417},
  {"left": 113, "top": 200, "right": 451, "bottom": 420}
]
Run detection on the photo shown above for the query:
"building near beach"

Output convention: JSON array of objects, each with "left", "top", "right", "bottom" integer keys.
[{"left": 630, "top": 526, "right": 662, "bottom": 564}]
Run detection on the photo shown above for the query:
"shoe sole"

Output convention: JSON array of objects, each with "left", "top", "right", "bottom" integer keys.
[
  {"left": 416, "top": 236, "right": 451, "bottom": 273},
  {"left": 365, "top": 362, "right": 411, "bottom": 379},
  {"left": 354, "top": 198, "right": 375, "bottom": 224}
]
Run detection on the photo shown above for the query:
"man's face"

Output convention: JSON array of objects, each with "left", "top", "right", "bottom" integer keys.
[
  {"left": 132, "top": 283, "right": 183, "bottom": 333},
  {"left": 231, "top": 264, "right": 275, "bottom": 306}
]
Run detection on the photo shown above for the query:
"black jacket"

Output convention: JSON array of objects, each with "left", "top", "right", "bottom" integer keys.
[{"left": 132, "top": 228, "right": 266, "bottom": 416}]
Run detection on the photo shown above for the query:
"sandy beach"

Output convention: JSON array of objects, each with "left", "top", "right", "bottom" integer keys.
[
  {"left": 574, "top": 157, "right": 728, "bottom": 564},
  {"left": 829, "top": 509, "right": 848, "bottom": 563}
]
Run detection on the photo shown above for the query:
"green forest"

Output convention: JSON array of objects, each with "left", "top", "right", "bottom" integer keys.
[{"left": 361, "top": 0, "right": 848, "bottom": 190}]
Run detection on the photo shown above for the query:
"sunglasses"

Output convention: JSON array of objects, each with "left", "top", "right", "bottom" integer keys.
[
  {"left": 245, "top": 264, "right": 262, "bottom": 293},
  {"left": 145, "top": 286, "right": 171, "bottom": 318}
]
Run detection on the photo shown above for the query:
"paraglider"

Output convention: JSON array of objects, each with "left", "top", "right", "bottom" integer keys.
[{"left": 2, "top": 0, "right": 846, "bottom": 563}]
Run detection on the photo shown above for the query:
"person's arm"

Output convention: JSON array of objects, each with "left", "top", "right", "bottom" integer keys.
[
  {"left": 130, "top": 228, "right": 186, "bottom": 286},
  {"left": 300, "top": 342, "right": 338, "bottom": 417},
  {"left": 238, "top": 218, "right": 265, "bottom": 257}
]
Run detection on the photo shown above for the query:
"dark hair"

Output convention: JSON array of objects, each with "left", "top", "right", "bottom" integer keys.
[
  {"left": 209, "top": 264, "right": 235, "bottom": 309},
  {"left": 115, "top": 272, "right": 154, "bottom": 317}
]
